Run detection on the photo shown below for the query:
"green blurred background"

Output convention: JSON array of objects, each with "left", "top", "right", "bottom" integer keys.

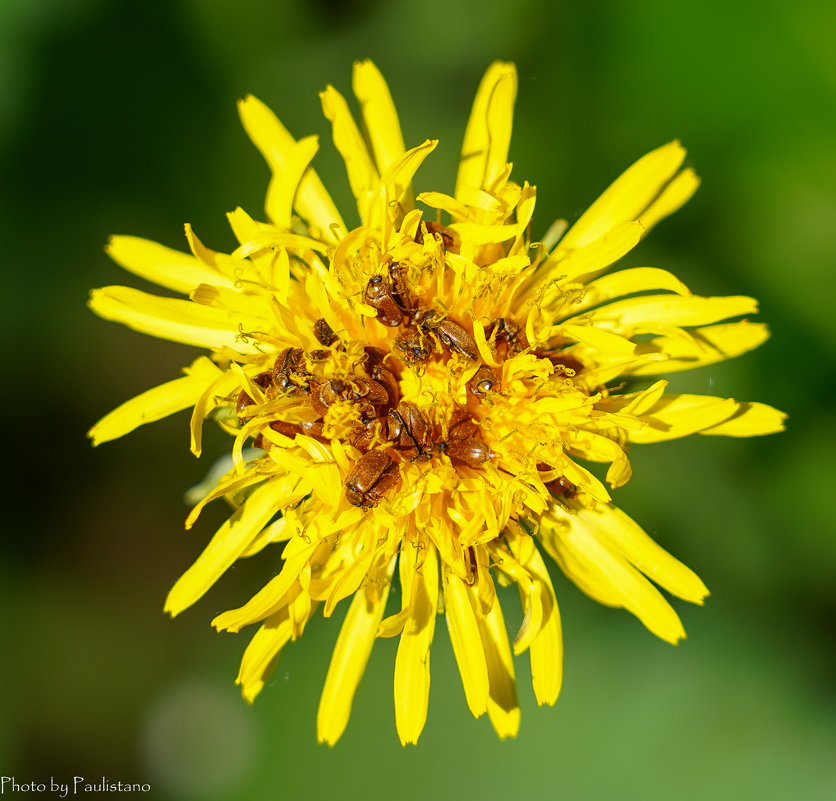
[{"left": 2, "top": 0, "right": 835, "bottom": 798}]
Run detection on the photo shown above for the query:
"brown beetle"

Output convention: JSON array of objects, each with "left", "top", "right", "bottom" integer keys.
[
  {"left": 313, "top": 318, "right": 338, "bottom": 347},
  {"left": 541, "top": 352, "right": 584, "bottom": 377},
  {"left": 545, "top": 475, "right": 578, "bottom": 499},
  {"left": 445, "top": 439, "right": 492, "bottom": 469},
  {"left": 273, "top": 347, "right": 311, "bottom": 393},
  {"left": 393, "top": 329, "right": 432, "bottom": 364},
  {"left": 486, "top": 317, "right": 530, "bottom": 355},
  {"left": 364, "top": 275, "right": 405, "bottom": 327},
  {"left": 467, "top": 366, "right": 500, "bottom": 398},
  {"left": 387, "top": 402, "right": 432, "bottom": 460},
  {"left": 416, "top": 311, "right": 478, "bottom": 360},
  {"left": 388, "top": 263, "right": 414, "bottom": 316},
  {"left": 415, "top": 220, "right": 457, "bottom": 252},
  {"left": 441, "top": 408, "right": 492, "bottom": 468},
  {"left": 235, "top": 371, "right": 272, "bottom": 423},
  {"left": 369, "top": 364, "right": 399, "bottom": 411},
  {"left": 344, "top": 450, "right": 401, "bottom": 508}
]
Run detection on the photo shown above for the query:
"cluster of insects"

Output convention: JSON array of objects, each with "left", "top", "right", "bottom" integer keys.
[{"left": 235, "top": 223, "right": 583, "bottom": 509}]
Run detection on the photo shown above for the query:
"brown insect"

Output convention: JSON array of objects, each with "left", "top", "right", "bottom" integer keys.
[
  {"left": 440, "top": 408, "right": 492, "bottom": 468},
  {"left": 467, "top": 366, "right": 500, "bottom": 398},
  {"left": 273, "top": 347, "right": 311, "bottom": 393},
  {"left": 541, "top": 352, "right": 584, "bottom": 377},
  {"left": 364, "top": 266, "right": 413, "bottom": 328},
  {"left": 387, "top": 402, "right": 432, "bottom": 460},
  {"left": 393, "top": 329, "right": 433, "bottom": 364},
  {"left": 416, "top": 311, "right": 478, "bottom": 360},
  {"left": 415, "top": 220, "right": 457, "bottom": 252},
  {"left": 310, "top": 377, "right": 389, "bottom": 421},
  {"left": 545, "top": 475, "right": 578, "bottom": 499},
  {"left": 235, "top": 371, "right": 273, "bottom": 424},
  {"left": 486, "top": 317, "right": 530, "bottom": 355},
  {"left": 313, "top": 318, "right": 338, "bottom": 347},
  {"left": 344, "top": 450, "right": 401, "bottom": 508}
]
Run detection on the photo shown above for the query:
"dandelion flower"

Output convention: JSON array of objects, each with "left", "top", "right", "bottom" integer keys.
[{"left": 89, "top": 61, "right": 785, "bottom": 745}]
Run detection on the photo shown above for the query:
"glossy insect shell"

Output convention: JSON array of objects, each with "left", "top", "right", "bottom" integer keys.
[
  {"left": 468, "top": 366, "right": 499, "bottom": 398},
  {"left": 344, "top": 451, "right": 400, "bottom": 508},
  {"left": 545, "top": 475, "right": 578, "bottom": 499},
  {"left": 313, "top": 318, "right": 338, "bottom": 346},
  {"left": 387, "top": 402, "right": 432, "bottom": 458},
  {"left": 415, "top": 220, "right": 456, "bottom": 251},
  {"left": 446, "top": 439, "right": 492, "bottom": 469},
  {"left": 393, "top": 330, "right": 432, "bottom": 363},
  {"left": 364, "top": 276, "right": 404, "bottom": 327}
]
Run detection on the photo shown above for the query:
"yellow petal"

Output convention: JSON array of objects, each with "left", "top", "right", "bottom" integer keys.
[
  {"left": 212, "top": 537, "right": 318, "bottom": 633},
  {"left": 88, "top": 286, "right": 264, "bottom": 352},
  {"left": 640, "top": 167, "right": 700, "bottom": 231},
  {"left": 621, "top": 394, "right": 741, "bottom": 443},
  {"left": 380, "top": 139, "right": 438, "bottom": 209},
  {"left": 629, "top": 321, "right": 771, "bottom": 375},
  {"left": 524, "top": 548, "right": 563, "bottom": 706},
  {"left": 394, "top": 543, "right": 439, "bottom": 745},
  {"left": 106, "top": 235, "right": 236, "bottom": 294},
  {"left": 238, "top": 94, "right": 345, "bottom": 241},
  {"left": 558, "top": 141, "right": 687, "bottom": 251},
  {"left": 546, "top": 511, "right": 686, "bottom": 644},
  {"left": 569, "top": 294, "right": 758, "bottom": 333},
  {"left": 352, "top": 59, "right": 406, "bottom": 178},
  {"left": 236, "top": 607, "right": 293, "bottom": 703},
  {"left": 164, "top": 476, "right": 309, "bottom": 617},
  {"left": 320, "top": 84, "right": 379, "bottom": 225},
  {"left": 556, "top": 323, "right": 636, "bottom": 357},
  {"left": 88, "top": 356, "right": 218, "bottom": 445},
  {"left": 578, "top": 505, "right": 709, "bottom": 603},
  {"left": 699, "top": 402, "right": 787, "bottom": 437},
  {"left": 570, "top": 267, "right": 692, "bottom": 315},
  {"left": 456, "top": 62, "right": 517, "bottom": 198},
  {"left": 540, "top": 221, "right": 644, "bottom": 291},
  {"left": 443, "top": 566, "right": 489, "bottom": 718},
  {"left": 479, "top": 593, "right": 520, "bottom": 738},
  {"left": 265, "top": 135, "right": 320, "bottom": 230},
  {"left": 317, "top": 557, "right": 394, "bottom": 745}
]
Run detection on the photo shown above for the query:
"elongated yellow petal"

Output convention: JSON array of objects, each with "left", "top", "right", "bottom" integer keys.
[
  {"left": 578, "top": 505, "right": 709, "bottom": 603},
  {"left": 380, "top": 139, "right": 438, "bottom": 209},
  {"left": 89, "top": 286, "right": 265, "bottom": 352},
  {"left": 352, "top": 59, "right": 406, "bottom": 177},
  {"left": 456, "top": 62, "right": 517, "bottom": 198},
  {"left": 212, "top": 537, "right": 318, "bottom": 632},
  {"left": 238, "top": 94, "right": 345, "bottom": 240},
  {"left": 443, "top": 567, "right": 489, "bottom": 718},
  {"left": 540, "top": 221, "right": 644, "bottom": 292},
  {"left": 265, "top": 135, "right": 320, "bottom": 230},
  {"left": 569, "top": 294, "right": 758, "bottom": 333},
  {"left": 629, "top": 321, "right": 771, "bottom": 374},
  {"left": 640, "top": 167, "right": 700, "bottom": 231},
  {"left": 478, "top": 592, "right": 520, "bottom": 737},
  {"left": 164, "top": 476, "right": 308, "bottom": 616},
  {"left": 320, "top": 85, "right": 379, "bottom": 225},
  {"left": 524, "top": 548, "right": 563, "bottom": 706},
  {"left": 106, "top": 236, "right": 236, "bottom": 294},
  {"left": 89, "top": 358, "right": 216, "bottom": 445},
  {"left": 549, "top": 512, "right": 686, "bottom": 644},
  {"left": 236, "top": 607, "right": 293, "bottom": 703},
  {"left": 559, "top": 141, "right": 688, "bottom": 251},
  {"left": 700, "top": 402, "right": 787, "bottom": 437},
  {"left": 622, "top": 394, "right": 741, "bottom": 443},
  {"left": 394, "top": 543, "right": 439, "bottom": 745},
  {"left": 570, "top": 267, "right": 692, "bottom": 315},
  {"left": 317, "top": 558, "right": 394, "bottom": 745}
]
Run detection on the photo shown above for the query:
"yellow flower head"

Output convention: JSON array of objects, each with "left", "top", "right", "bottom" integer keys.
[{"left": 89, "top": 61, "right": 785, "bottom": 745}]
